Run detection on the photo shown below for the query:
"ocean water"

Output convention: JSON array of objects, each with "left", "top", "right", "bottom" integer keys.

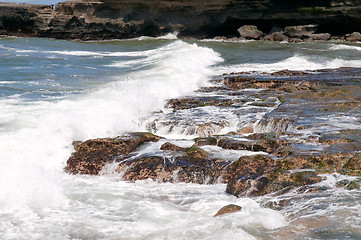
[{"left": 0, "top": 36, "right": 361, "bottom": 239}]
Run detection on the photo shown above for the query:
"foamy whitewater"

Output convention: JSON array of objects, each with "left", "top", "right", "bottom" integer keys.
[{"left": 0, "top": 37, "right": 360, "bottom": 239}]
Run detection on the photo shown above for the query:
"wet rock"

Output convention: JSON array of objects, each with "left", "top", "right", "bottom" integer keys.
[
  {"left": 160, "top": 142, "right": 187, "bottom": 152},
  {"left": 224, "top": 76, "right": 281, "bottom": 89},
  {"left": 237, "top": 25, "right": 263, "bottom": 39},
  {"left": 341, "top": 153, "right": 361, "bottom": 175},
  {"left": 224, "top": 153, "right": 331, "bottom": 197},
  {"left": 117, "top": 150, "right": 229, "bottom": 184},
  {"left": 288, "top": 38, "right": 303, "bottom": 43},
  {"left": 263, "top": 199, "right": 291, "bottom": 210},
  {"left": 264, "top": 32, "right": 288, "bottom": 42},
  {"left": 194, "top": 137, "right": 218, "bottom": 146},
  {"left": 66, "top": 132, "right": 161, "bottom": 175},
  {"left": 345, "top": 32, "right": 361, "bottom": 42},
  {"left": 254, "top": 116, "right": 295, "bottom": 133},
  {"left": 309, "top": 33, "right": 331, "bottom": 41},
  {"left": 184, "top": 146, "right": 209, "bottom": 159},
  {"left": 270, "top": 70, "right": 310, "bottom": 76},
  {"left": 225, "top": 155, "right": 279, "bottom": 196},
  {"left": 217, "top": 134, "right": 283, "bottom": 153},
  {"left": 166, "top": 97, "right": 241, "bottom": 110},
  {"left": 214, "top": 204, "right": 242, "bottom": 217},
  {"left": 336, "top": 179, "right": 361, "bottom": 190},
  {"left": 284, "top": 24, "right": 318, "bottom": 38}
]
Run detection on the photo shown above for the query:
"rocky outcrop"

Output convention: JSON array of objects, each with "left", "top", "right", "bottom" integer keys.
[
  {"left": 1, "top": 0, "right": 361, "bottom": 40},
  {"left": 344, "top": 32, "right": 361, "bottom": 41},
  {"left": 66, "top": 132, "right": 161, "bottom": 174},
  {"left": 66, "top": 68, "right": 361, "bottom": 199},
  {"left": 284, "top": 24, "right": 318, "bottom": 38},
  {"left": 264, "top": 32, "right": 289, "bottom": 42}
]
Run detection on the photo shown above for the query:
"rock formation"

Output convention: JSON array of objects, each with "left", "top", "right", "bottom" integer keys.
[
  {"left": 1, "top": 0, "right": 361, "bottom": 40},
  {"left": 66, "top": 68, "right": 361, "bottom": 197}
]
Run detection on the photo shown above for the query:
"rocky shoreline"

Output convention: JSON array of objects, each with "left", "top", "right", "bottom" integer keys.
[
  {"left": 67, "top": 68, "right": 361, "bottom": 204},
  {"left": 1, "top": 0, "right": 361, "bottom": 41}
]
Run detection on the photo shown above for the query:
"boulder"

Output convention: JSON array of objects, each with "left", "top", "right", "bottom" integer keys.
[
  {"left": 264, "top": 32, "right": 289, "bottom": 41},
  {"left": 214, "top": 204, "right": 242, "bottom": 217},
  {"left": 237, "top": 25, "right": 263, "bottom": 39},
  {"left": 345, "top": 32, "right": 361, "bottom": 42},
  {"left": 284, "top": 24, "right": 318, "bottom": 38}
]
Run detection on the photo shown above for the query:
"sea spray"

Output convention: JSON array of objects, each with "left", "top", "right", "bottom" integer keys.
[{"left": 0, "top": 40, "right": 222, "bottom": 210}]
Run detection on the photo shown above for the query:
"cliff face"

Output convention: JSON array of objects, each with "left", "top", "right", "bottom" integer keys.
[
  {"left": 93, "top": 0, "right": 361, "bottom": 36},
  {"left": 0, "top": 0, "right": 361, "bottom": 40}
]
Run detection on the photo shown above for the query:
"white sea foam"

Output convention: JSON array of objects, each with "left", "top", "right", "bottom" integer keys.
[
  {"left": 0, "top": 177, "right": 287, "bottom": 240},
  {"left": 156, "top": 31, "right": 179, "bottom": 40},
  {"left": 200, "top": 145, "right": 268, "bottom": 161},
  {"left": 0, "top": 40, "right": 222, "bottom": 211},
  {"left": 329, "top": 44, "right": 361, "bottom": 51},
  {"left": 214, "top": 54, "right": 361, "bottom": 74}
]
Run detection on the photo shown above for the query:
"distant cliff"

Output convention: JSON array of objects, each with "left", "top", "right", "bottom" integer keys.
[{"left": 0, "top": 0, "right": 361, "bottom": 40}]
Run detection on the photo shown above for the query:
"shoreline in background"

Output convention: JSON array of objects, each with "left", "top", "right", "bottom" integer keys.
[{"left": 1, "top": 0, "right": 361, "bottom": 41}]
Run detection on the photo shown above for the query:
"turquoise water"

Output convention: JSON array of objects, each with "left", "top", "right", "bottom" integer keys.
[{"left": 0, "top": 36, "right": 360, "bottom": 239}]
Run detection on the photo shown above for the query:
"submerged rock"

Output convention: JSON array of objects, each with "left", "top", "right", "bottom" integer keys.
[{"left": 214, "top": 204, "right": 242, "bottom": 217}]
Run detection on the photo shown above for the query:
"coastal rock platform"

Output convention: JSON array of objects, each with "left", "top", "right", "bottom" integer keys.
[{"left": 67, "top": 67, "right": 361, "bottom": 200}]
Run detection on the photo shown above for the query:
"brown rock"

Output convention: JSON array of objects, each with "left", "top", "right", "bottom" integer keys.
[
  {"left": 225, "top": 155, "right": 279, "bottom": 196},
  {"left": 345, "top": 32, "right": 361, "bottom": 42},
  {"left": 214, "top": 204, "right": 242, "bottom": 217},
  {"left": 237, "top": 25, "right": 263, "bottom": 39},
  {"left": 284, "top": 24, "right": 318, "bottom": 38},
  {"left": 160, "top": 142, "right": 187, "bottom": 152},
  {"left": 264, "top": 32, "right": 288, "bottom": 41},
  {"left": 194, "top": 137, "right": 218, "bottom": 146},
  {"left": 66, "top": 132, "right": 161, "bottom": 175},
  {"left": 217, "top": 135, "right": 282, "bottom": 153},
  {"left": 309, "top": 33, "right": 331, "bottom": 41},
  {"left": 341, "top": 153, "right": 361, "bottom": 175},
  {"left": 184, "top": 146, "right": 210, "bottom": 160}
]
